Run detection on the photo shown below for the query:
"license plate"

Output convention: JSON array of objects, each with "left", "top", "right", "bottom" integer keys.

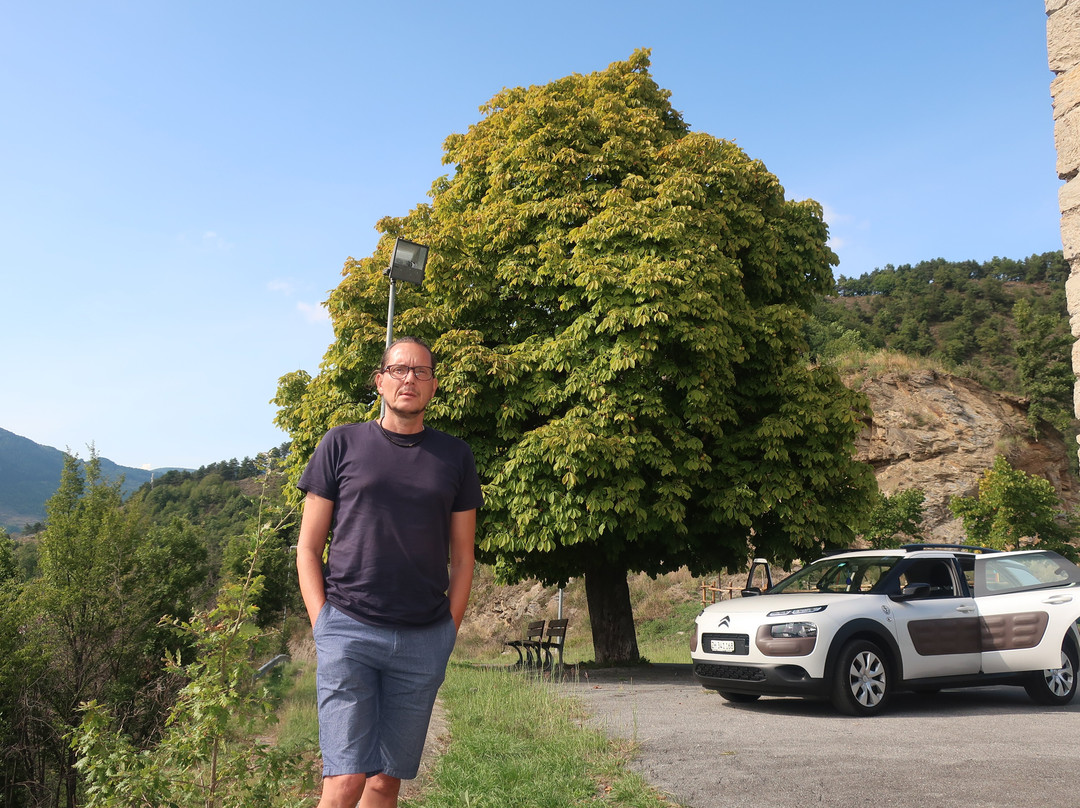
[{"left": 710, "top": 639, "right": 735, "bottom": 653}]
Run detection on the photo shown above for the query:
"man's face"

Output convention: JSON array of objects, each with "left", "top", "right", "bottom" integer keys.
[{"left": 375, "top": 342, "right": 438, "bottom": 419}]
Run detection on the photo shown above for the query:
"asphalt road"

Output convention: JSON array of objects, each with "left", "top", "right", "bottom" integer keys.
[{"left": 556, "top": 663, "right": 1079, "bottom": 808}]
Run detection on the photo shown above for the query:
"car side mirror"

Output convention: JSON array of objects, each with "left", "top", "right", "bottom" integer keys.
[
  {"left": 890, "top": 582, "right": 932, "bottom": 602},
  {"left": 741, "top": 587, "right": 762, "bottom": 597}
]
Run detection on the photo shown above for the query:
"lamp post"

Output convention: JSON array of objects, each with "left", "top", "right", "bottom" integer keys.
[
  {"left": 381, "top": 237, "right": 429, "bottom": 416},
  {"left": 383, "top": 237, "right": 429, "bottom": 347}
]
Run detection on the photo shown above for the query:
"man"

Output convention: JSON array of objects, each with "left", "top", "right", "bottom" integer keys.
[{"left": 296, "top": 336, "right": 482, "bottom": 808}]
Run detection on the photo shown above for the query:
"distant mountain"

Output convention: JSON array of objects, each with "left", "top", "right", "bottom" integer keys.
[{"left": 0, "top": 428, "right": 183, "bottom": 532}]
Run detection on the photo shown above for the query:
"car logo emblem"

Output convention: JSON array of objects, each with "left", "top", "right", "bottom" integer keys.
[{"left": 717, "top": 616, "right": 731, "bottom": 628}]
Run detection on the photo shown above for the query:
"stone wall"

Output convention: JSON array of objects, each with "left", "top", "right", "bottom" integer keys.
[{"left": 1048, "top": 0, "right": 1080, "bottom": 452}]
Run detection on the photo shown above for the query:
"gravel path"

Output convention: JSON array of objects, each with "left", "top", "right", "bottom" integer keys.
[{"left": 555, "top": 663, "right": 1080, "bottom": 808}]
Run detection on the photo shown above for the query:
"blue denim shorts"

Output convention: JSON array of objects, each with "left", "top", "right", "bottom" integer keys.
[{"left": 312, "top": 603, "right": 457, "bottom": 779}]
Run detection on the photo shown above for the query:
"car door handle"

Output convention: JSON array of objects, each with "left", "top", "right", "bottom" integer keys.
[
  {"left": 955, "top": 605, "right": 976, "bottom": 613},
  {"left": 1043, "top": 594, "right": 1074, "bottom": 605}
]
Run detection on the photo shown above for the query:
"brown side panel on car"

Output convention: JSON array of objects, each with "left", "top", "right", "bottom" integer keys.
[
  {"left": 907, "top": 617, "right": 982, "bottom": 655},
  {"left": 754, "top": 626, "right": 817, "bottom": 657},
  {"left": 907, "top": 613, "right": 1050, "bottom": 655},
  {"left": 979, "top": 612, "right": 1049, "bottom": 651}
]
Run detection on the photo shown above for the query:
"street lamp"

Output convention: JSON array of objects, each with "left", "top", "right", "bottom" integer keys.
[
  {"left": 381, "top": 237, "right": 429, "bottom": 416},
  {"left": 383, "top": 237, "right": 429, "bottom": 348}
]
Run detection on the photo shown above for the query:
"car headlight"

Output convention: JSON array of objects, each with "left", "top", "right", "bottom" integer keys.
[
  {"left": 770, "top": 622, "right": 818, "bottom": 639},
  {"left": 767, "top": 605, "right": 826, "bottom": 617}
]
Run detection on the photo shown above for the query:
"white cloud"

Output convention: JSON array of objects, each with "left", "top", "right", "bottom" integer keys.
[
  {"left": 201, "top": 230, "right": 233, "bottom": 250},
  {"left": 176, "top": 230, "right": 234, "bottom": 251},
  {"left": 297, "top": 301, "right": 329, "bottom": 323},
  {"left": 268, "top": 279, "right": 295, "bottom": 295},
  {"left": 820, "top": 202, "right": 852, "bottom": 228}
]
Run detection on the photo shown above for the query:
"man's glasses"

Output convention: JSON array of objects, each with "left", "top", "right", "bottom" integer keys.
[{"left": 381, "top": 364, "right": 435, "bottom": 381}]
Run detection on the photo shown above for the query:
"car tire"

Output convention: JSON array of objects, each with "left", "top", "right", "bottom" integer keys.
[
  {"left": 831, "top": 638, "right": 892, "bottom": 716},
  {"left": 718, "top": 691, "right": 761, "bottom": 703},
  {"left": 1023, "top": 635, "right": 1079, "bottom": 706}
]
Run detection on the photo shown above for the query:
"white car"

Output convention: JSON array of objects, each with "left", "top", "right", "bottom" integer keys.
[{"left": 691, "top": 545, "right": 1080, "bottom": 715}]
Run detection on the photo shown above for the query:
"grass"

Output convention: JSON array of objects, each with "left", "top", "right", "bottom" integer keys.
[
  {"left": 273, "top": 661, "right": 319, "bottom": 752},
  {"left": 833, "top": 347, "right": 944, "bottom": 388},
  {"left": 632, "top": 599, "right": 703, "bottom": 663},
  {"left": 400, "top": 664, "right": 680, "bottom": 808}
]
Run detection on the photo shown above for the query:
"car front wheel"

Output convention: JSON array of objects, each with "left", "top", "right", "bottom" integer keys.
[
  {"left": 831, "top": 639, "right": 892, "bottom": 716},
  {"left": 1024, "top": 635, "right": 1078, "bottom": 706}
]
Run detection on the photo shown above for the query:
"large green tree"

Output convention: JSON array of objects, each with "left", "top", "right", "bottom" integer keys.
[{"left": 275, "top": 51, "right": 876, "bottom": 662}]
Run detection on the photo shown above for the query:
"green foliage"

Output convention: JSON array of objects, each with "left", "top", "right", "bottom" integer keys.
[
  {"left": 73, "top": 534, "right": 315, "bottom": 808},
  {"left": 949, "top": 456, "right": 1078, "bottom": 559},
  {"left": 131, "top": 471, "right": 257, "bottom": 575},
  {"left": 834, "top": 252, "right": 1069, "bottom": 296},
  {"left": 0, "top": 428, "right": 158, "bottom": 533},
  {"left": 804, "top": 317, "right": 874, "bottom": 361},
  {"left": 0, "top": 528, "right": 16, "bottom": 584},
  {"left": 11, "top": 449, "right": 210, "bottom": 806},
  {"left": 863, "top": 488, "right": 925, "bottom": 549},
  {"left": 220, "top": 464, "right": 300, "bottom": 632},
  {"left": 0, "top": 567, "right": 46, "bottom": 807},
  {"left": 1013, "top": 297, "right": 1074, "bottom": 438}
]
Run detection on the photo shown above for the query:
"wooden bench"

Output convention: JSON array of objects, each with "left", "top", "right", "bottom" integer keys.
[
  {"left": 532, "top": 618, "right": 568, "bottom": 670},
  {"left": 504, "top": 619, "right": 546, "bottom": 667}
]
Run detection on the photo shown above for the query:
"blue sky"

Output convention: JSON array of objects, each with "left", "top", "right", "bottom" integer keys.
[{"left": 1, "top": 1, "right": 1063, "bottom": 470}]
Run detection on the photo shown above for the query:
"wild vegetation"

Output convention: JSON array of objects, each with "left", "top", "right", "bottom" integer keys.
[{"left": 0, "top": 450, "right": 303, "bottom": 807}]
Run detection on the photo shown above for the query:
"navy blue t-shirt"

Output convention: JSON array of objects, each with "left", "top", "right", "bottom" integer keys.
[{"left": 298, "top": 420, "right": 483, "bottom": 627}]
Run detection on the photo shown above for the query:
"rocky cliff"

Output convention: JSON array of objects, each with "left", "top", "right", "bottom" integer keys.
[{"left": 853, "top": 368, "right": 1079, "bottom": 543}]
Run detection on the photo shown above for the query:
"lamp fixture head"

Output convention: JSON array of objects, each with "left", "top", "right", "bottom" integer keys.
[{"left": 385, "top": 237, "right": 429, "bottom": 286}]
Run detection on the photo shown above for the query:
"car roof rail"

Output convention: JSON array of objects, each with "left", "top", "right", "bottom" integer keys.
[{"left": 899, "top": 543, "right": 1001, "bottom": 554}]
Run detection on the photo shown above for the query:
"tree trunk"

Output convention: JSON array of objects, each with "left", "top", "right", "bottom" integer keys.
[
  {"left": 584, "top": 562, "right": 640, "bottom": 664},
  {"left": 63, "top": 744, "right": 77, "bottom": 808}
]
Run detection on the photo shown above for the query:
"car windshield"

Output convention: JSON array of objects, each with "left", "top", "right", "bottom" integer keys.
[
  {"left": 769, "top": 556, "right": 901, "bottom": 595},
  {"left": 976, "top": 550, "right": 1080, "bottom": 596}
]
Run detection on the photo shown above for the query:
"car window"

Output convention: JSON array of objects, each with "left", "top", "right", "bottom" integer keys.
[
  {"left": 976, "top": 551, "right": 1080, "bottom": 596},
  {"left": 769, "top": 556, "right": 900, "bottom": 594},
  {"left": 960, "top": 556, "right": 975, "bottom": 593},
  {"left": 897, "top": 559, "right": 959, "bottom": 597}
]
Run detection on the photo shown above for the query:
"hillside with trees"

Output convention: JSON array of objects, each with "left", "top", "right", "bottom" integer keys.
[
  {"left": 0, "top": 429, "right": 161, "bottom": 533},
  {"left": 811, "top": 251, "right": 1074, "bottom": 439}
]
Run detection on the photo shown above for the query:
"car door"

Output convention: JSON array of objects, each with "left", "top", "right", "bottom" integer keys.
[
  {"left": 888, "top": 557, "right": 981, "bottom": 679},
  {"left": 975, "top": 552, "right": 1080, "bottom": 674}
]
